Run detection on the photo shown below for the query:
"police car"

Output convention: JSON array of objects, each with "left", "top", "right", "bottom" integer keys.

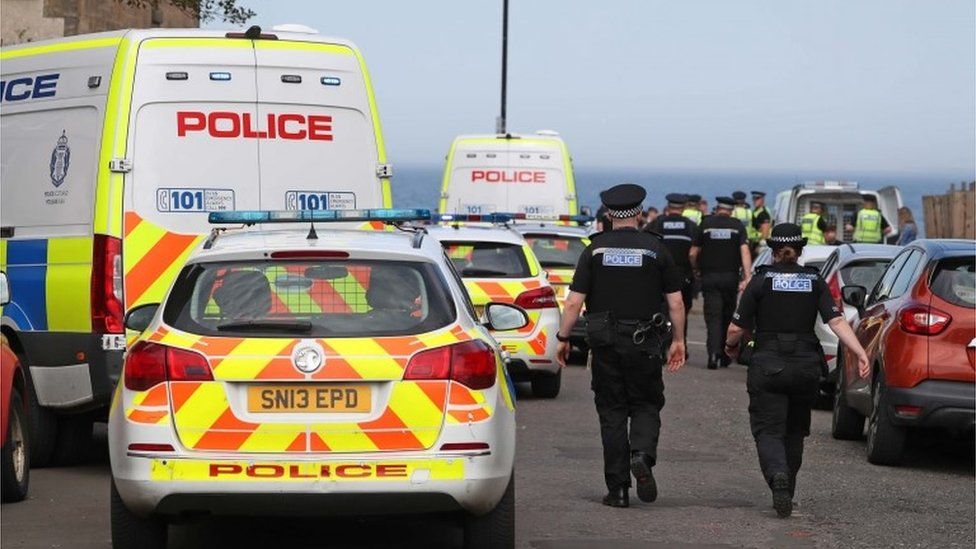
[
  {"left": 109, "top": 210, "right": 519, "bottom": 549},
  {"left": 426, "top": 216, "right": 563, "bottom": 398}
]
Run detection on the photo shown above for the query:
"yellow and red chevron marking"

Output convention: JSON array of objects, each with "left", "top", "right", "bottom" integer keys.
[
  {"left": 124, "top": 212, "right": 205, "bottom": 308},
  {"left": 446, "top": 382, "right": 493, "bottom": 423},
  {"left": 500, "top": 329, "right": 549, "bottom": 357},
  {"left": 461, "top": 278, "right": 543, "bottom": 306},
  {"left": 125, "top": 383, "right": 170, "bottom": 425}
]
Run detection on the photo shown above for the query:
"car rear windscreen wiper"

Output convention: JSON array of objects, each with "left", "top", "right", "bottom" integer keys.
[
  {"left": 461, "top": 268, "right": 510, "bottom": 277},
  {"left": 216, "top": 319, "right": 313, "bottom": 333},
  {"left": 539, "top": 260, "right": 576, "bottom": 268}
]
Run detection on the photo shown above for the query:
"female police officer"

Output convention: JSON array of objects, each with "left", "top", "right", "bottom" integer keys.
[{"left": 723, "top": 223, "right": 870, "bottom": 518}]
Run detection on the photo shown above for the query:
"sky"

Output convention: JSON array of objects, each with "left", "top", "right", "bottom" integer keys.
[{"left": 206, "top": 1, "right": 975, "bottom": 176}]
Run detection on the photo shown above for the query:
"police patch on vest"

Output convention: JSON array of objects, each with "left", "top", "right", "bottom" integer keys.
[
  {"left": 707, "top": 228, "right": 734, "bottom": 240},
  {"left": 663, "top": 221, "right": 685, "bottom": 230},
  {"left": 772, "top": 276, "right": 812, "bottom": 292},
  {"left": 603, "top": 249, "right": 643, "bottom": 267}
]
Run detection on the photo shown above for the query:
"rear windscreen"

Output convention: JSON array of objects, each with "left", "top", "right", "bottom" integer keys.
[
  {"left": 840, "top": 259, "right": 891, "bottom": 292},
  {"left": 523, "top": 235, "right": 586, "bottom": 269},
  {"left": 443, "top": 242, "right": 530, "bottom": 278},
  {"left": 163, "top": 260, "right": 455, "bottom": 337},
  {"left": 930, "top": 257, "right": 975, "bottom": 307}
]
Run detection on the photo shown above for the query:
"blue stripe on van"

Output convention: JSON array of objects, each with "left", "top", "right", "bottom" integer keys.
[{"left": 6, "top": 240, "right": 48, "bottom": 331}]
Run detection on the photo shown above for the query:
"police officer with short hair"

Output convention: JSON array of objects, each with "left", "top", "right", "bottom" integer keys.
[
  {"left": 724, "top": 223, "right": 870, "bottom": 518},
  {"left": 556, "top": 184, "right": 687, "bottom": 509},
  {"left": 800, "top": 202, "right": 827, "bottom": 245},
  {"left": 845, "top": 194, "right": 891, "bottom": 243},
  {"left": 690, "top": 196, "right": 752, "bottom": 369},
  {"left": 647, "top": 193, "right": 699, "bottom": 355}
]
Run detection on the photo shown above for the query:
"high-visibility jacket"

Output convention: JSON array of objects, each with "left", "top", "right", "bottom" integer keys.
[
  {"left": 750, "top": 206, "right": 768, "bottom": 242},
  {"left": 853, "top": 209, "right": 883, "bottom": 243},
  {"left": 733, "top": 205, "right": 752, "bottom": 233},
  {"left": 800, "top": 212, "right": 825, "bottom": 245},
  {"left": 682, "top": 208, "right": 702, "bottom": 225}
]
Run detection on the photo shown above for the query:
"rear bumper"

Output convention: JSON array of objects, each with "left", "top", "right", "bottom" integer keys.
[
  {"left": 887, "top": 380, "right": 975, "bottom": 431},
  {"left": 506, "top": 358, "right": 558, "bottom": 380}
]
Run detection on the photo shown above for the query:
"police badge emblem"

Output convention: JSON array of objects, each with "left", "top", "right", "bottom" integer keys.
[{"left": 49, "top": 130, "right": 71, "bottom": 187}]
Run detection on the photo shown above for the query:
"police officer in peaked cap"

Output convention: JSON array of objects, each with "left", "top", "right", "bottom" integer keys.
[
  {"left": 691, "top": 196, "right": 752, "bottom": 369},
  {"left": 556, "top": 183, "right": 687, "bottom": 509},
  {"left": 647, "top": 193, "right": 699, "bottom": 357},
  {"left": 724, "top": 223, "right": 869, "bottom": 518},
  {"left": 750, "top": 191, "right": 772, "bottom": 252},
  {"left": 682, "top": 194, "right": 703, "bottom": 225}
]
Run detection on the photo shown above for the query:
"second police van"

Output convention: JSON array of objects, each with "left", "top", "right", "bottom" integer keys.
[{"left": 0, "top": 25, "right": 392, "bottom": 464}]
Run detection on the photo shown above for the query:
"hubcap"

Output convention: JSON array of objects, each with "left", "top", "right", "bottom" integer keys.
[{"left": 10, "top": 407, "right": 25, "bottom": 482}]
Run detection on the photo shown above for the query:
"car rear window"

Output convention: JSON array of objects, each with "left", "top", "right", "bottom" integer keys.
[
  {"left": 443, "top": 242, "right": 531, "bottom": 278},
  {"left": 163, "top": 260, "right": 455, "bottom": 337},
  {"left": 840, "top": 259, "right": 892, "bottom": 291},
  {"left": 523, "top": 234, "right": 586, "bottom": 269},
  {"left": 930, "top": 256, "right": 976, "bottom": 307}
]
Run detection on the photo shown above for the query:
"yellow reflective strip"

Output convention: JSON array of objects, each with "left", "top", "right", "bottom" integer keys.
[
  {"left": 215, "top": 339, "right": 291, "bottom": 379},
  {"left": 122, "top": 218, "right": 166, "bottom": 274},
  {"left": 45, "top": 237, "right": 93, "bottom": 332},
  {"left": 499, "top": 359, "right": 515, "bottom": 411},
  {"left": 237, "top": 423, "right": 304, "bottom": 452},
  {"left": 325, "top": 339, "right": 402, "bottom": 378},
  {"left": 522, "top": 246, "right": 541, "bottom": 277},
  {"left": 149, "top": 459, "right": 464, "bottom": 482},
  {"left": 0, "top": 37, "right": 123, "bottom": 60},
  {"left": 350, "top": 47, "right": 391, "bottom": 206},
  {"left": 94, "top": 38, "right": 137, "bottom": 236},
  {"left": 387, "top": 382, "right": 444, "bottom": 434},
  {"left": 172, "top": 384, "right": 228, "bottom": 448},
  {"left": 158, "top": 329, "right": 203, "bottom": 349},
  {"left": 140, "top": 38, "right": 253, "bottom": 49},
  {"left": 253, "top": 41, "right": 353, "bottom": 55},
  {"left": 559, "top": 139, "right": 578, "bottom": 214},
  {"left": 438, "top": 139, "right": 459, "bottom": 212},
  {"left": 415, "top": 327, "right": 463, "bottom": 349},
  {"left": 132, "top": 235, "right": 204, "bottom": 307},
  {"left": 312, "top": 427, "right": 378, "bottom": 452}
]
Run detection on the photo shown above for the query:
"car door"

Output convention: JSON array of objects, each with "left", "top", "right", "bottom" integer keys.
[{"left": 878, "top": 249, "right": 927, "bottom": 388}]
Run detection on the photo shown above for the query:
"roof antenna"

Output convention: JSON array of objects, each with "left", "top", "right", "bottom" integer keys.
[
  {"left": 306, "top": 221, "right": 318, "bottom": 241},
  {"left": 244, "top": 25, "right": 262, "bottom": 40}
]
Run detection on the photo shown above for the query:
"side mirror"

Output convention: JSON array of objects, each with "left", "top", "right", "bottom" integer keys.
[
  {"left": 124, "top": 303, "right": 160, "bottom": 333},
  {"left": 841, "top": 285, "right": 867, "bottom": 313},
  {"left": 0, "top": 271, "right": 8, "bottom": 306},
  {"left": 483, "top": 302, "right": 529, "bottom": 332}
]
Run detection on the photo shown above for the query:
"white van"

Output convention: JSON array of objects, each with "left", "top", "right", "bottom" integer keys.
[
  {"left": 0, "top": 26, "right": 391, "bottom": 464},
  {"left": 438, "top": 132, "right": 578, "bottom": 216},
  {"left": 772, "top": 181, "right": 903, "bottom": 242}
]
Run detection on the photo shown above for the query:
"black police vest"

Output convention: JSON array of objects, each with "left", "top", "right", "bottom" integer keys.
[
  {"left": 753, "top": 265, "right": 824, "bottom": 336},
  {"left": 586, "top": 229, "right": 669, "bottom": 319}
]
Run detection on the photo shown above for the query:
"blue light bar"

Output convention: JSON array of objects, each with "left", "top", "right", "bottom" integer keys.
[
  {"left": 208, "top": 209, "right": 432, "bottom": 225},
  {"left": 497, "top": 213, "right": 595, "bottom": 224},
  {"left": 432, "top": 213, "right": 515, "bottom": 224}
]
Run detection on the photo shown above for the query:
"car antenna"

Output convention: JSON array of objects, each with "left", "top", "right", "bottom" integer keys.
[{"left": 306, "top": 221, "right": 318, "bottom": 241}]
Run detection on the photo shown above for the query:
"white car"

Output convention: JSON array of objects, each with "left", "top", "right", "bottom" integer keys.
[
  {"left": 109, "top": 210, "right": 519, "bottom": 549},
  {"left": 751, "top": 244, "right": 837, "bottom": 274},
  {"left": 426, "top": 220, "right": 563, "bottom": 398}
]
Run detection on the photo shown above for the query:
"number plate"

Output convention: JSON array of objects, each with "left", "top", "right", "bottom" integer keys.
[{"left": 247, "top": 384, "right": 371, "bottom": 413}]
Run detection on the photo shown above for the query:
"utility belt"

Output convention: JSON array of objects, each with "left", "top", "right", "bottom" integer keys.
[
  {"left": 585, "top": 311, "right": 672, "bottom": 354},
  {"left": 754, "top": 332, "right": 827, "bottom": 376}
]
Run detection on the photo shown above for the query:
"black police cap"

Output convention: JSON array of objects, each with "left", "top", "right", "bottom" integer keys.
[
  {"left": 732, "top": 191, "right": 747, "bottom": 201},
  {"left": 666, "top": 193, "right": 687, "bottom": 206},
  {"left": 715, "top": 196, "right": 735, "bottom": 208},
  {"left": 600, "top": 183, "right": 646, "bottom": 218},
  {"left": 751, "top": 190, "right": 766, "bottom": 197},
  {"left": 767, "top": 222, "right": 807, "bottom": 248},
  {"left": 687, "top": 194, "right": 702, "bottom": 203}
]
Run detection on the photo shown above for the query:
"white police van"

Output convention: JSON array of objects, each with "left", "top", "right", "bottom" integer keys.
[
  {"left": 772, "top": 181, "right": 903, "bottom": 242},
  {"left": 0, "top": 25, "right": 392, "bottom": 465}
]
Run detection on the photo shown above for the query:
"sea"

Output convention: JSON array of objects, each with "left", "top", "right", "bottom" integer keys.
[{"left": 390, "top": 165, "right": 969, "bottom": 238}]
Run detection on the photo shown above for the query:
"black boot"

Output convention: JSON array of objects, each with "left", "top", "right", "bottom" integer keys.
[
  {"left": 770, "top": 473, "right": 792, "bottom": 518},
  {"left": 720, "top": 353, "right": 731, "bottom": 368},
  {"left": 707, "top": 354, "right": 719, "bottom": 370},
  {"left": 630, "top": 452, "right": 658, "bottom": 503},
  {"left": 602, "top": 486, "right": 629, "bottom": 508}
]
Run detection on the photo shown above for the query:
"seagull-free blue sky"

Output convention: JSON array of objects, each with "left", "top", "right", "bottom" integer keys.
[{"left": 207, "top": 0, "right": 975, "bottom": 176}]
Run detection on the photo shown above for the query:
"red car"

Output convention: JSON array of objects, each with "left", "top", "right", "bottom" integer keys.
[
  {"left": 2, "top": 272, "right": 30, "bottom": 501},
  {"left": 833, "top": 239, "right": 975, "bottom": 465}
]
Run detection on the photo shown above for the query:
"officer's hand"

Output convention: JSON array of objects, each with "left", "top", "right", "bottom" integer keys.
[
  {"left": 856, "top": 349, "right": 870, "bottom": 379},
  {"left": 666, "top": 341, "right": 685, "bottom": 372},
  {"left": 737, "top": 280, "right": 747, "bottom": 293},
  {"left": 556, "top": 341, "right": 570, "bottom": 368}
]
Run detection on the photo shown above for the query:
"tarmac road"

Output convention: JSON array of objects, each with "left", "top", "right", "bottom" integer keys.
[{"left": 2, "top": 310, "right": 973, "bottom": 549}]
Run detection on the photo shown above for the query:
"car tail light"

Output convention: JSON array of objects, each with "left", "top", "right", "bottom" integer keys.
[
  {"left": 92, "top": 234, "right": 124, "bottom": 334},
  {"left": 127, "top": 443, "right": 175, "bottom": 452},
  {"left": 894, "top": 405, "right": 923, "bottom": 418},
  {"left": 404, "top": 340, "right": 496, "bottom": 390},
  {"left": 827, "top": 272, "right": 842, "bottom": 308},
  {"left": 125, "top": 341, "right": 213, "bottom": 391},
  {"left": 898, "top": 306, "right": 952, "bottom": 336},
  {"left": 440, "top": 442, "right": 490, "bottom": 452},
  {"left": 515, "top": 286, "right": 558, "bottom": 309}
]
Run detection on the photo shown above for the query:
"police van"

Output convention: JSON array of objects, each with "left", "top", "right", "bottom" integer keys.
[
  {"left": 771, "top": 181, "right": 903, "bottom": 243},
  {"left": 0, "top": 25, "right": 392, "bottom": 465},
  {"left": 438, "top": 131, "right": 579, "bottom": 216}
]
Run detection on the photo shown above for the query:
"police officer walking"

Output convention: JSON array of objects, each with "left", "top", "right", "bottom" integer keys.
[
  {"left": 556, "top": 184, "right": 687, "bottom": 509},
  {"left": 800, "top": 202, "right": 827, "bottom": 245},
  {"left": 750, "top": 190, "right": 772, "bottom": 253},
  {"left": 690, "top": 196, "right": 752, "bottom": 369},
  {"left": 846, "top": 194, "right": 892, "bottom": 243},
  {"left": 723, "top": 223, "right": 870, "bottom": 518},
  {"left": 731, "top": 191, "right": 753, "bottom": 231},
  {"left": 647, "top": 193, "right": 699, "bottom": 356},
  {"left": 682, "top": 194, "right": 703, "bottom": 225}
]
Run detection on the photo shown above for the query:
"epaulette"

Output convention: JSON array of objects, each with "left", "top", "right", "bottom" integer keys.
[{"left": 754, "top": 264, "right": 773, "bottom": 274}]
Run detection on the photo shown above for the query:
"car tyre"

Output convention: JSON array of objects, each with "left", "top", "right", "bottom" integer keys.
[
  {"left": 866, "top": 372, "right": 906, "bottom": 466},
  {"left": 531, "top": 370, "right": 561, "bottom": 398},
  {"left": 23, "top": 362, "right": 58, "bottom": 468},
  {"left": 111, "top": 479, "right": 167, "bottom": 549},
  {"left": 51, "top": 413, "right": 93, "bottom": 466},
  {"left": 463, "top": 473, "right": 514, "bottom": 549},
  {"left": 1, "top": 388, "right": 30, "bottom": 502},
  {"left": 831, "top": 353, "right": 865, "bottom": 440}
]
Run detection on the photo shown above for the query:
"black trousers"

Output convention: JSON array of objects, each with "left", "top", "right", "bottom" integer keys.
[
  {"left": 591, "top": 336, "right": 665, "bottom": 491},
  {"left": 679, "top": 275, "right": 694, "bottom": 347},
  {"left": 701, "top": 271, "right": 739, "bottom": 356},
  {"left": 746, "top": 348, "right": 821, "bottom": 491}
]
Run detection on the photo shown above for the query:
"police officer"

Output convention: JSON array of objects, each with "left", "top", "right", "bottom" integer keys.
[
  {"left": 556, "top": 184, "right": 687, "bottom": 509},
  {"left": 800, "top": 202, "right": 827, "bottom": 245},
  {"left": 724, "top": 223, "right": 870, "bottom": 518},
  {"left": 690, "top": 196, "right": 751, "bottom": 369},
  {"left": 750, "top": 190, "right": 772, "bottom": 250},
  {"left": 682, "top": 194, "right": 703, "bottom": 225},
  {"left": 647, "top": 193, "right": 699, "bottom": 356},
  {"left": 846, "top": 195, "right": 891, "bottom": 243},
  {"left": 731, "top": 191, "right": 753, "bottom": 229}
]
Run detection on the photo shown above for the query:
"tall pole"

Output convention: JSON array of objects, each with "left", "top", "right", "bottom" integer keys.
[{"left": 497, "top": 0, "right": 509, "bottom": 134}]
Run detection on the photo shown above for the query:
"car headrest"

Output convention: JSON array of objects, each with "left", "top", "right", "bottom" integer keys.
[{"left": 213, "top": 270, "right": 272, "bottom": 319}]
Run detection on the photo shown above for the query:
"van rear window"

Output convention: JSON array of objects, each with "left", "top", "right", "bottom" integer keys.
[
  {"left": 163, "top": 260, "right": 455, "bottom": 337},
  {"left": 443, "top": 242, "right": 530, "bottom": 278},
  {"left": 930, "top": 257, "right": 976, "bottom": 307}
]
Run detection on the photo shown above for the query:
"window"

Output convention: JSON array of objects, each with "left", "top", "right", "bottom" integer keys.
[
  {"left": 523, "top": 234, "right": 587, "bottom": 269},
  {"left": 889, "top": 250, "right": 924, "bottom": 299},
  {"left": 870, "top": 250, "right": 912, "bottom": 304},
  {"left": 443, "top": 242, "right": 531, "bottom": 278},
  {"left": 163, "top": 260, "right": 455, "bottom": 337},
  {"left": 839, "top": 259, "right": 893, "bottom": 294},
  {"left": 820, "top": 252, "right": 839, "bottom": 278},
  {"left": 443, "top": 252, "right": 479, "bottom": 320},
  {"left": 930, "top": 256, "right": 976, "bottom": 307}
]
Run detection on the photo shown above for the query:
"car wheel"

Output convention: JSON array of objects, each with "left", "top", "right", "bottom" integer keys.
[
  {"left": 463, "top": 473, "right": 514, "bottom": 549},
  {"left": 1, "top": 388, "right": 30, "bottom": 502},
  {"left": 111, "top": 479, "right": 167, "bottom": 549},
  {"left": 23, "top": 363, "right": 58, "bottom": 468},
  {"left": 866, "top": 372, "right": 906, "bottom": 466},
  {"left": 531, "top": 370, "right": 561, "bottom": 398},
  {"left": 51, "top": 413, "right": 93, "bottom": 466},
  {"left": 831, "top": 353, "right": 865, "bottom": 440}
]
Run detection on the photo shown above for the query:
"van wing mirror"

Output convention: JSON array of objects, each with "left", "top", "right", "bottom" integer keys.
[
  {"left": 483, "top": 302, "right": 529, "bottom": 332},
  {"left": 0, "top": 271, "right": 8, "bottom": 306},
  {"left": 841, "top": 285, "right": 867, "bottom": 312},
  {"left": 124, "top": 303, "right": 160, "bottom": 333}
]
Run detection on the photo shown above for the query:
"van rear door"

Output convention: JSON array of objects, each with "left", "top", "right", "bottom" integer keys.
[
  {"left": 253, "top": 41, "right": 385, "bottom": 212},
  {"left": 876, "top": 186, "right": 903, "bottom": 241}
]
